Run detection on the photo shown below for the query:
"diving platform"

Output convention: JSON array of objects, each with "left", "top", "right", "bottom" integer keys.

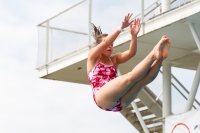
[
  {"left": 37, "top": 0, "right": 200, "bottom": 83},
  {"left": 36, "top": 0, "right": 200, "bottom": 132}
]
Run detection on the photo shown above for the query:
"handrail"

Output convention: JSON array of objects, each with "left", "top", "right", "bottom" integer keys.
[
  {"left": 38, "top": 0, "right": 87, "bottom": 26},
  {"left": 172, "top": 74, "right": 200, "bottom": 106},
  {"left": 133, "top": 0, "right": 177, "bottom": 20},
  {"left": 159, "top": 70, "right": 200, "bottom": 108},
  {"left": 171, "top": 82, "right": 197, "bottom": 109},
  {"left": 133, "top": 0, "right": 160, "bottom": 19},
  {"left": 39, "top": 25, "right": 88, "bottom": 35}
]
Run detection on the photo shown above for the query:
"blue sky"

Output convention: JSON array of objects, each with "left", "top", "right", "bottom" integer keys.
[{"left": 0, "top": 0, "right": 199, "bottom": 133}]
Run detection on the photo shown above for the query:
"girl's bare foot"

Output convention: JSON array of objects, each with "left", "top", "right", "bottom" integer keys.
[
  {"left": 161, "top": 35, "right": 171, "bottom": 59},
  {"left": 151, "top": 36, "right": 167, "bottom": 60}
]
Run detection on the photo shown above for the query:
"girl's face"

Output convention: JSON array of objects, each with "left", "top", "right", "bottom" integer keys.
[
  {"left": 103, "top": 43, "right": 113, "bottom": 56},
  {"left": 96, "top": 37, "right": 114, "bottom": 57}
]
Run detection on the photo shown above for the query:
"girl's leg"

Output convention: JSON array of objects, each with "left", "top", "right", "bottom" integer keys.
[
  {"left": 120, "top": 59, "right": 163, "bottom": 108},
  {"left": 95, "top": 37, "right": 169, "bottom": 109},
  {"left": 120, "top": 37, "right": 171, "bottom": 108}
]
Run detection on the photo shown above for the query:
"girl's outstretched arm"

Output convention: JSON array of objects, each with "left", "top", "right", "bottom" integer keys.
[
  {"left": 88, "top": 13, "right": 134, "bottom": 61},
  {"left": 114, "top": 18, "right": 141, "bottom": 64}
]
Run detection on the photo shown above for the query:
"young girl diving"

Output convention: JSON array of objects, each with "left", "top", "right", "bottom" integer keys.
[{"left": 87, "top": 13, "right": 170, "bottom": 112}]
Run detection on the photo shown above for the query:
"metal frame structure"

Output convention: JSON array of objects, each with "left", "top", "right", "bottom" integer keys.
[
  {"left": 37, "top": 0, "right": 200, "bottom": 133},
  {"left": 183, "top": 23, "right": 200, "bottom": 112}
]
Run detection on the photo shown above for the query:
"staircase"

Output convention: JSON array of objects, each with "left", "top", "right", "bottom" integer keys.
[
  {"left": 120, "top": 86, "right": 163, "bottom": 133},
  {"left": 119, "top": 70, "right": 200, "bottom": 133}
]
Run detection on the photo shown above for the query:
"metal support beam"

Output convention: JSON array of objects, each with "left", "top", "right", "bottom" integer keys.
[
  {"left": 162, "top": 0, "right": 170, "bottom": 12},
  {"left": 46, "top": 21, "right": 50, "bottom": 64},
  {"left": 88, "top": 0, "right": 92, "bottom": 47},
  {"left": 162, "top": 62, "right": 172, "bottom": 133},
  {"left": 141, "top": 0, "right": 145, "bottom": 34},
  {"left": 185, "top": 61, "right": 200, "bottom": 111},
  {"left": 188, "top": 22, "right": 200, "bottom": 51},
  {"left": 50, "top": 28, "right": 52, "bottom": 62},
  {"left": 118, "top": 68, "right": 149, "bottom": 133},
  {"left": 141, "top": 0, "right": 144, "bottom": 23},
  {"left": 132, "top": 102, "right": 150, "bottom": 133}
]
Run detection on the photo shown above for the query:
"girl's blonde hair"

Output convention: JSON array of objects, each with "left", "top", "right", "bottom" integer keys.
[{"left": 90, "top": 23, "right": 108, "bottom": 44}]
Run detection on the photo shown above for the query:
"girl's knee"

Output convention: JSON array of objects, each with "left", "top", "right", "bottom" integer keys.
[
  {"left": 122, "top": 72, "right": 135, "bottom": 85},
  {"left": 135, "top": 81, "right": 144, "bottom": 88}
]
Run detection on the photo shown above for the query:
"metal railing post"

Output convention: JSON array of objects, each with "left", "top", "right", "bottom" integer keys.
[
  {"left": 46, "top": 21, "right": 50, "bottom": 64},
  {"left": 88, "top": 0, "right": 92, "bottom": 48},
  {"left": 162, "top": 62, "right": 172, "bottom": 133},
  {"left": 185, "top": 61, "right": 200, "bottom": 111},
  {"left": 141, "top": 0, "right": 144, "bottom": 23},
  {"left": 141, "top": 0, "right": 145, "bottom": 34},
  {"left": 162, "top": 0, "right": 170, "bottom": 12},
  {"left": 188, "top": 22, "right": 200, "bottom": 51}
]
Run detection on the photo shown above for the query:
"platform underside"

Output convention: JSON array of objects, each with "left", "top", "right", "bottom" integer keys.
[{"left": 39, "top": 2, "right": 200, "bottom": 85}]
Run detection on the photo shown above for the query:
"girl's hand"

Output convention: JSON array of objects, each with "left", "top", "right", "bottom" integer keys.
[
  {"left": 130, "top": 18, "right": 141, "bottom": 36},
  {"left": 121, "top": 13, "right": 134, "bottom": 29}
]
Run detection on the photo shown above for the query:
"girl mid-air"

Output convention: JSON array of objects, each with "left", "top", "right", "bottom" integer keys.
[{"left": 87, "top": 13, "right": 170, "bottom": 112}]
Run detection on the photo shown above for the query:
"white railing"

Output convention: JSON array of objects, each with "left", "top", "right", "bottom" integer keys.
[
  {"left": 133, "top": 0, "right": 196, "bottom": 22},
  {"left": 149, "top": 70, "right": 200, "bottom": 114},
  {"left": 36, "top": 0, "right": 90, "bottom": 68},
  {"left": 146, "top": 70, "right": 200, "bottom": 132},
  {"left": 36, "top": 0, "right": 197, "bottom": 68}
]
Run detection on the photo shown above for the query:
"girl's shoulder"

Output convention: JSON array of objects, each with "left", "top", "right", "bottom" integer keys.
[
  {"left": 110, "top": 54, "right": 118, "bottom": 67},
  {"left": 87, "top": 56, "right": 101, "bottom": 74}
]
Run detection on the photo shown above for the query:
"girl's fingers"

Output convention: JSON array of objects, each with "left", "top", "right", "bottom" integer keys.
[
  {"left": 124, "top": 16, "right": 126, "bottom": 22},
  {"left": 128, "top": 13, "right": 133, "bottom": 20},
  {"left": 135, "top": 19, "right": 137, "bottom": 25},
  {"left": 129, "top": 19, "right": 134, "bottom": 24},
  {"left": 125, "top": 16, "right": 127, "bottom": 21},
  {"left": 138, "top": 18, "right": 141, "bottom": 24},
  {"left": 130, "top": 23, "right": 133, "bottom": 29}
]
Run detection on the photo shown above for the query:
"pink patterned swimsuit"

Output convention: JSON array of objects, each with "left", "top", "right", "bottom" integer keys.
[{"left": 88, "top": 61, "right": 122, "bottom": 112}]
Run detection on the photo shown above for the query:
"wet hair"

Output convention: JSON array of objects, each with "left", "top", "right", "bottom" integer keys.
[{"left": 90, "top": 23, "right": 108, "bottom": 44}]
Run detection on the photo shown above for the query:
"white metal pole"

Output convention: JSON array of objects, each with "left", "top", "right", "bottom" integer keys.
[
  {"left": 162, "top": 0, "right": 170, "bottom": 12},
  {"left": 46, "top": 21, "right": 50, "bottom": 64},
  {"left": 132, "top": 102, "right": 150, "bottom": 133},
  {"left": 162, "top": 62, "right": 172, "bottom": 133},
  {"left": 117, "top": 68, "right": 149, "bottom": 133},
  {"left": 88, "top": 0, "right": 92, "bottom": 47},
  {"left": 50, "top": 28, "right": 52, "bottom": 62},
  {"left": 185, "top": 61, "right": 200, "bottom": 111},
  {"left": 141, "top": 0, "right": 145, "bottom": 34},
  {"left": 188, "top": 22, "right": 200, "bottom": 51},
  {"left": 141, "top": 0, "right": 144, "bottom": 23}
]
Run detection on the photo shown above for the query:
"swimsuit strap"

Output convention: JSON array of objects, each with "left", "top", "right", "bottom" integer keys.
[{"left": 109, "top": 57, "right": 114, "bottom": 65}]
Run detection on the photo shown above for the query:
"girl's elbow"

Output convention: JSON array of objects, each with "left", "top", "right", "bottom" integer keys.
[
  {"left": 133, "top": 52, "right": 136, "bottom": 56},
  {"left": 131, "top": 51, "right": 136, "bottom": 57}
]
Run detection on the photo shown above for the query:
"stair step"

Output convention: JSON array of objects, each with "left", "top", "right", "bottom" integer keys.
[
  {"left": 134, "top": 117, "right": 158, "bottom": 125},
  {"left": 125, "top": 112, "right": 137, "bottom": 119},
  {"left": 120, "top": 98, "right": 161, "bottom": 133},
  {"left": 125, "top": 109, "right": 153, "bottom": 119},
  {"left": 148, "top": 125, "right": 163, "bottom": 133},
  {"left": 135, "top": 101, "right": 146, "bottom": 108},
  {"left": 144, "top": 117, "right": 159, "bottom": 125},
  {"left": 140, "top": 125, "right": 163, "bottom": 133},
  {"left": 140, "top": 109, "right": 153, "bottom": 116}
]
